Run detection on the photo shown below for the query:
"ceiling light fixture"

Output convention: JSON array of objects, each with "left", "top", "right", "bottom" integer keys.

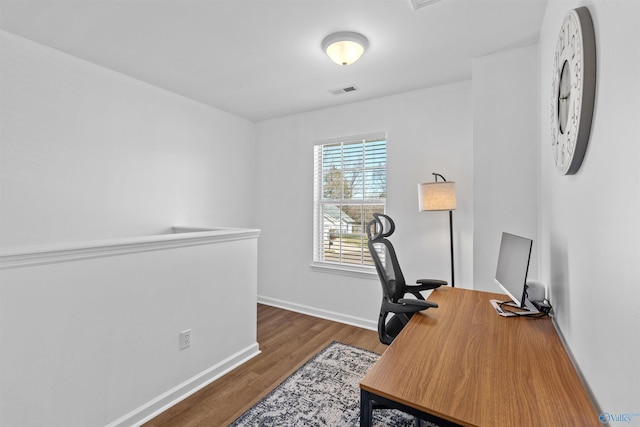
[{"left": 321, "top": 32, "right": 369, "bottom": 66}]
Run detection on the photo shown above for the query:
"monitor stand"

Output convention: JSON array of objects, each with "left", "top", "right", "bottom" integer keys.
[{"left": 490, "top": 298, "right": 540, "bottom": 317}]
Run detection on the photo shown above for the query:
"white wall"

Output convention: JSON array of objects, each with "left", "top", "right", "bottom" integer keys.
[
  {"left": 255, "top": 81, "right": 473, "bottom": 326},
  {"left": 538, "top": 0, "right": 640, "bottom": 414},
  {"left": 0, "top": 31, "right": 257, "bottom": 248},
  {"left": 472, "top": 46, "right": 539, "bottom": 292},
  {"left": 0, "top": 31, "right": 260, "bottom": 426},
  {"left": 0, "top": 232, "right": 259, "bottom": 427}
]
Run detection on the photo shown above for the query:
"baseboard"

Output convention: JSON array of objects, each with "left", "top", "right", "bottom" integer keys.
[
  {"left": 258, "top": 295, "right": 377, "bottom": 331},
  {"left": 550, "top": 317, "right": 602, "bottom": 416},
  {"left": 106, "top": 342, "right": 261, "bottom": 427}
]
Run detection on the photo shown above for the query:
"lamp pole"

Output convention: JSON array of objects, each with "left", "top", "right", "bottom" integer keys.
[{"left": 448, "top": 209, "right": 455, "bottom": 287}]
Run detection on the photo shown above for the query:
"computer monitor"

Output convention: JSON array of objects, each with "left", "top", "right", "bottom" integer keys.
[{"left": 491, "top": 232, "right": 539, "bottom": 316}]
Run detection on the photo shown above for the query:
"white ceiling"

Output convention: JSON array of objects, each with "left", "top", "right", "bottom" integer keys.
[{"left": 0, "top": 0, "right": 548, "bottom": 122}]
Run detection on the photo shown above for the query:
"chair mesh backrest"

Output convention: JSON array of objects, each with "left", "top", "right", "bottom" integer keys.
[{"left": 367, "top": 214, "right": 407, "bottom": 302}]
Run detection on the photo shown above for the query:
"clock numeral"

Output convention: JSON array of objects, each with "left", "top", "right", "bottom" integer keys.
[{"left": 570, "top": 34, "right": 576, "bottom": 59}]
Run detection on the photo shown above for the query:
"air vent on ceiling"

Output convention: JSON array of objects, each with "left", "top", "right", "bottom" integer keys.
[
  {"left": 328, "top": 85, "right": 359, "bottom": 96},
  {"left": 409, "top": 0, "right": 443, "bottom": 10}
]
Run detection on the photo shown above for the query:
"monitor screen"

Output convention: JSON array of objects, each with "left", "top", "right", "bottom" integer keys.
[{"left": 494, "top": 232, "right": 533, "bottom": 308}]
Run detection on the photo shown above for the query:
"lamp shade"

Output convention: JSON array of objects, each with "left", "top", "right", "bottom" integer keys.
[
  {"left": 418, "top": 182, "right": 456, "bottom": 211},
  {"left": 322, "top": 32, "right": 368, "bottom": 66}
]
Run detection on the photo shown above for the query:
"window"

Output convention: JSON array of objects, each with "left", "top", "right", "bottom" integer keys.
[{"left": 313, "top": 133, "right": 387, "bottom": 273}]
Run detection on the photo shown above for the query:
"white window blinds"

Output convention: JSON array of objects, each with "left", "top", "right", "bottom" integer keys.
[{"left": 313, "top": 135, "right": 387, "bottom": 269}]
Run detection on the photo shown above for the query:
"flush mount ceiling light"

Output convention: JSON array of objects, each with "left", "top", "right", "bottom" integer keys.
[{"left": 321, "top": 32, "right": 369, "bottom": 66}]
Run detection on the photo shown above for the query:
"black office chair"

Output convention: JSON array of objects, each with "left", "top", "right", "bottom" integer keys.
[{"left": 367, "top": 213, "right": 447, "bottom": 345}]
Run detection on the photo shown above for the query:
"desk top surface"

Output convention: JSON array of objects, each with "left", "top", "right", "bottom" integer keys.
[{"left": 360, "top": 287, "right": 600, "bottom": 427}]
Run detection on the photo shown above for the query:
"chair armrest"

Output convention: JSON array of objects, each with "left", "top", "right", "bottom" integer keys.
[
  {"left": 405, "top": 279, "right": 447, "bottom": 299},
  {"left": 415, "top": 279, "right": 448, "bottom": 289},
  {"left": 383, "top": 298, "right": 438, "bottom": 314}
]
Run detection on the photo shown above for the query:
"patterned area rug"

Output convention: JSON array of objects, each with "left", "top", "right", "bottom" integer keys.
[{"left": 229, "top": 341, "right": 416, "bottom": 426}]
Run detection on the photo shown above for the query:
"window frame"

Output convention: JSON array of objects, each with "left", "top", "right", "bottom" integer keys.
[{"left": 311, "top": 132, "right": 387, "bottom": 278}]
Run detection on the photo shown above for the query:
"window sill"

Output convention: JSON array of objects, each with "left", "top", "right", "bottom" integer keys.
[{"left": 310, "top": 262, "right": 378, "bottom": 280}]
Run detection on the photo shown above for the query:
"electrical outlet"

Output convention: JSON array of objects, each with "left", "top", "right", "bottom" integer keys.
[{"left": 180, "top": 329, "right": 191, "bottom": 350}]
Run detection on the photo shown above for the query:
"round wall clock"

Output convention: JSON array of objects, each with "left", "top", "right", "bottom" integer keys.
[{"left": 550, "top": 7, "right": 596, "bottom": 175}]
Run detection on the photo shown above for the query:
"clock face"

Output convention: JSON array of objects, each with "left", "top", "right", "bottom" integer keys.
[{"left": 550, "top": 7, "right": 596, "bottom": 175}]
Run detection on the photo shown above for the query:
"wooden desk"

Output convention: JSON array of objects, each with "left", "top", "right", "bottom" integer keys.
[{"left": 360, "top": 287, "right": 600, "bottom": 426}]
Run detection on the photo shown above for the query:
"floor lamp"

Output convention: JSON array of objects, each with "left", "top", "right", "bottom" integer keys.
[{"left": 418, "top": 173, "right": 457, "bottom": 287}]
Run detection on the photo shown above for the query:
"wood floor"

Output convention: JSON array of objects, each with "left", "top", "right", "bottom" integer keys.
[{"left": 144, "top": 304, "right": 387, "bottom": 427}]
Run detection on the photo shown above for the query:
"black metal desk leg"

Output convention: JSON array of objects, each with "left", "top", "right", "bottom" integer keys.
[{"left": 360, "top": 389, "right": 373, "bottom": 426}]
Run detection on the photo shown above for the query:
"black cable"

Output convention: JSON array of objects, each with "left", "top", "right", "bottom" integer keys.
[{"left": 524, "top": 312, "right": 548, "bottom": 319}]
